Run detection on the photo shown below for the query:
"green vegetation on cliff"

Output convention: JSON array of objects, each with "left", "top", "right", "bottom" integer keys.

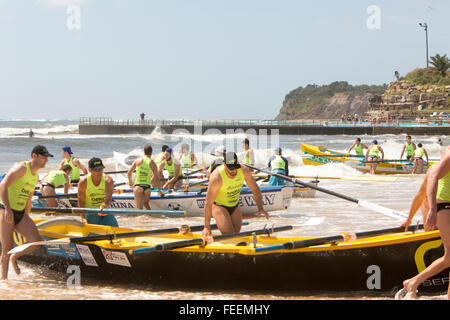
[
  {"left": 276, "top": 81, "right": 387, "bottom": 120},
  {"left": 401, "top": 54, "right": 450, "bottom": 86}
]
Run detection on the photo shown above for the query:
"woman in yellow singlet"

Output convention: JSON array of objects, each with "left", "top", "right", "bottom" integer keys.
[
  {"left": 398, "top": 146, "right": 450, "bottom": 300},
  {"left": 365, "top": 140, "right": 384, "bottom": 174},
  {"left": 0, "top": 145, "right": 53, "bottom": 280},
  {"left": 202, "top": 152, "right": 269, "bottom": 237}
]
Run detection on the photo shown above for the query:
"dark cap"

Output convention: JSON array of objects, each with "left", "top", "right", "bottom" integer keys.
[
  {"left": 165, "top": 147, "right": 173, "bottom": 154},
  {"left": 88, "top": 157, "right": 105, "bottom": 171},
  {"left": 32, "top": 145, "right": 54, "bottom": 157},
  {"left": 372, "top": 140, "right": 378, "bottom": 144},
  {"left": 62, "top": 146, "right": 73, "bottom": 154},
  {"left": 274, "top": 147, "right": 282, "bottom": 154},
  {"left": 224, "top": 152, "right": 241, "bottom": 170}
]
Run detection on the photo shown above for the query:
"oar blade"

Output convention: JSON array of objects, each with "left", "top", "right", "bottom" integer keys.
[
  {"left": 8, "top": 238, "right": 71, "bottom": 254},
  {"left": 357, "top": 200, "right": 409, "bottom": 220}
]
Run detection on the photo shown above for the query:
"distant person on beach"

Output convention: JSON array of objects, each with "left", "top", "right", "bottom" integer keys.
[
  {"left": 28, "top": 129, "right": 34, "bottom": 138},
  {"left": 411, "top": 143, "right": 429, "bottom": 174},
  {"left": 267, "top": 147, "right": 289, "bottom": 186},
  {"left": 400, "top": 135, "right": 416, "bottom": 161},
  {"left": 202, "top": 152, "right": 268, "bottom": 237},
  {"left": 77, "top": 157, "right": 118, "bottom": 227},
  {"left": 0, "top": 145, "right": 53, "bottom": 280},
  {"left": 59, "top": 146, "right": 87, "bottom": 184},
  {"left": 346, "top": 138, "right": 368, "bottom": 157},
  {"left": 178, "top": 143, "right": 197, "bottom": 169},
  {"left": 158, "top": 147, "right": 183, "bottom": 190},
  {"left": 40, "top": 165, "right": 73, "bottom": 208},
  {"left": 365, "top": 140, "right": 384, "bottom": 174},
  {"left": 397, "top": 146, "right": 450, "bottom": 300},
  {"left": 127, "top": 144, "right": 163, "bottom": 210},
  {"left": 140, "top": 113, "right": 145, "bottom": 123}
]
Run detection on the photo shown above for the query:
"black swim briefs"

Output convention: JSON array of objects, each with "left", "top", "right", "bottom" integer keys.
[
  {"left": 437, "top": 202, "right": 450, "bottom": 213},
  {"left": 0, "top": 203, "right": 25, "bottom": 225},
  {"left": 135, "top": 184, "right": 152, "bottom": 191},
  {"left": 213, "top": 202, "right": 239, "bottom": 215}
]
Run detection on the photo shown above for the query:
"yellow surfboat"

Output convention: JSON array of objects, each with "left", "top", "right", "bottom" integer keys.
[
  {"left": 301, "top": 143, "right": 434, "bottom": 174},
  {"left": 6, "top": 217, "right": 448, "bottom": 294}
]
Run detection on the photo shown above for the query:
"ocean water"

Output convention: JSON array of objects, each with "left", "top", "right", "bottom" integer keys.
[{"left": 0, "top": 119, "right": 448, "bottom": 300}]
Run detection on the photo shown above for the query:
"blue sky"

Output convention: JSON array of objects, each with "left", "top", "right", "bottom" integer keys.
[{"left": 0, "top": 0, "right": 449, "bottom": 120}]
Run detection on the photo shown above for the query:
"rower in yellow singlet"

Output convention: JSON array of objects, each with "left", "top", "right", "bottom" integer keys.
[
  {"left": 398, "top": 146, "right": 450, "bottom": 300},
  {"left": 77, "top": 157, "right": 118, "bottom": 227},
  {"left": 59, "top": 146, "right": 87, "bottom": 184},
  {"left": 178, "top": 143, "right": 198, "bottom": 169},
  {"left": 242, "top": 138, "right": 255, "bottom": 167},
  {"left": 346, "top": 138, "right": 368, "bottom": 157},
  {"left": 40, "top": 164, "right": 73, "bottom": 207},
  {"left": 202, "top": 152, "right": 269, "bottom": 237},
  {"left": 128, "top": 144, "right": 163, "bottom": 209},
  {"left": 400, "top": 135, "right": 416, "bottom": 161},
  {"left": 411, "top": 143, "right": 429, "bottom": 174},
  {"left": 0, "top": 145, "right": 53, "bottom": 280},
  {"left": 365, "top": 140, "right": 385, "bottom": 174},
  {"left": 158, "top": 147, "right": 183, "bottom": 190}
]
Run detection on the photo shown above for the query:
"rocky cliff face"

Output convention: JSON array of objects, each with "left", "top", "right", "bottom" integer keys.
[{"left": 275, "top": 92, "right": 376, "bottom": 120}]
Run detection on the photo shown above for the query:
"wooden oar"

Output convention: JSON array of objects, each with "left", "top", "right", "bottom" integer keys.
[
  {"left": 252, "top": 174, "right": 397, "bottom": 182},
  {"left": 30, "top": 206, "right": 186, "bottom": 216},
  {"left": 254, "top": 224, "right": 424, "bottom": 253},
  {"left": 245, "top": 164, "right": 409, "bottom": 220},
  {"left": 8, "top": 222, "right": 248, "bottom": 255},
  {"left": 301, "top": 153, "right": 364, "bottom": 158},
  {"left": 129, "top": 225, "right": 293, "bottom": 254}
]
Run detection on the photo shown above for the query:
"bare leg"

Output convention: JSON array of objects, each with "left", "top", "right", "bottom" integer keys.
[
  {"left": 402, "top": 209, "right": 450, "bottom": 299},
  {"left": 9, "top": 214, "right": 42, "bottom": 275},
  {"left": 42, "top": 185, "right": 57, "bottom": 207},
  {"left": 0, "top": 209, "right": 15, "bottom": 280},
  {"left": 143, "top": 188, "right": 152, "bottom": 210},
  {"left": 211, "top": 204, "right": 241, "bottom": 234},
  {"left": 133, "top": 186, "right": 144, "bottom": 210}
]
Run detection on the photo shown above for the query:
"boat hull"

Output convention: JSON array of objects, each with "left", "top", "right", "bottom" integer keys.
[
  {"left": 33, "top": 186, "right": 293, "bottom": 217},
  {"left": 301, "top": 143, "right": 432, "bottom": 174},
  {"left": 9, "top": 219, "right": 448, "bottom": 293}
]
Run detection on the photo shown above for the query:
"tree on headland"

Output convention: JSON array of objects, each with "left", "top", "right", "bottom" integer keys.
[{"left": 429, "top": 54, "right": 450, "bottom": 77}]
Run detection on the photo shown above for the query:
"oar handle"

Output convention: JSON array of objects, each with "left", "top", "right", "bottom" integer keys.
[
  {"left": 31, "top": 206, "right": 186, "bottom": 215},
  {"left": 246, "top": 164, "right": 359, "bottom": 204},
  {"left": 255, "top": 224, "right": 424, "bottom": 253}
]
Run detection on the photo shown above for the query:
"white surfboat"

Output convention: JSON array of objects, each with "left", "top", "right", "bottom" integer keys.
[{"left": 32, "top": 186, "right": 293, "bottom": 217}]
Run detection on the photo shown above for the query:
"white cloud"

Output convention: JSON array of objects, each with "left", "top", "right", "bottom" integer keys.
[{"left": 35, "top": 0, "right": 88, "bottom": 7}]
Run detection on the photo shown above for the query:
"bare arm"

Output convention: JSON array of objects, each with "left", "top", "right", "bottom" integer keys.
[
  {"left": 347, "top": 143, "right": 355, "bottom": 155},
  {"left": 400, "top": 145, "right": 406, "bottom": 159},
  {"left": 63, "top": 174, "right": 70, "bottom": 194},
  {"left": 203, "top": 171, "right": 222, "bottom": 236},
  {"left": 241, "top": 165, "right": 268, "bottom": 219},
  {"left": 73, "top": 158, "right": 87, "bottom": 175},
  {"left": 127, "top": 159, "right": 139, "bottom": 187},
  {"left": 102, "top": 175, "right": 114, "bottom": 210},
  {"left": 77, "top": 177, "right": 88, "bottom": 223}
]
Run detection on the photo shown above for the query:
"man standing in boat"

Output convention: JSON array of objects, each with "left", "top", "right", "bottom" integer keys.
[
  {"left": 398, "top": 146, "right": 450, "bottom": 300},
  {"left": 77, "top": 157, "right": 118, "bottom": 227},
  {"left": 346, "top": 138, "right": 368, "bottom": 157},
  {"left": 58, "top": 146, "right": 87, "bottom": 184},
  {"left": 0, "top": 145, "right": 53, "bottom": 280},
  {"left": 365, "top": 140, "right": 384, "bottom": 174},
  {"left": 127, "top": 144, "right": 163, "bottom": 210},
  {"left": 399, "top": 135, "right": 416, "bottom": 161},
  {"left": 202, "top": 152, "right": 268, "bottom": 237},
  {"left": 411, "top": 143, "right": 429, "bottom": 174}
]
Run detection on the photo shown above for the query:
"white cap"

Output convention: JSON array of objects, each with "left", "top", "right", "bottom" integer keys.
[{"left": 215, "top": 145, "right": 226, "bottom": 153}]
